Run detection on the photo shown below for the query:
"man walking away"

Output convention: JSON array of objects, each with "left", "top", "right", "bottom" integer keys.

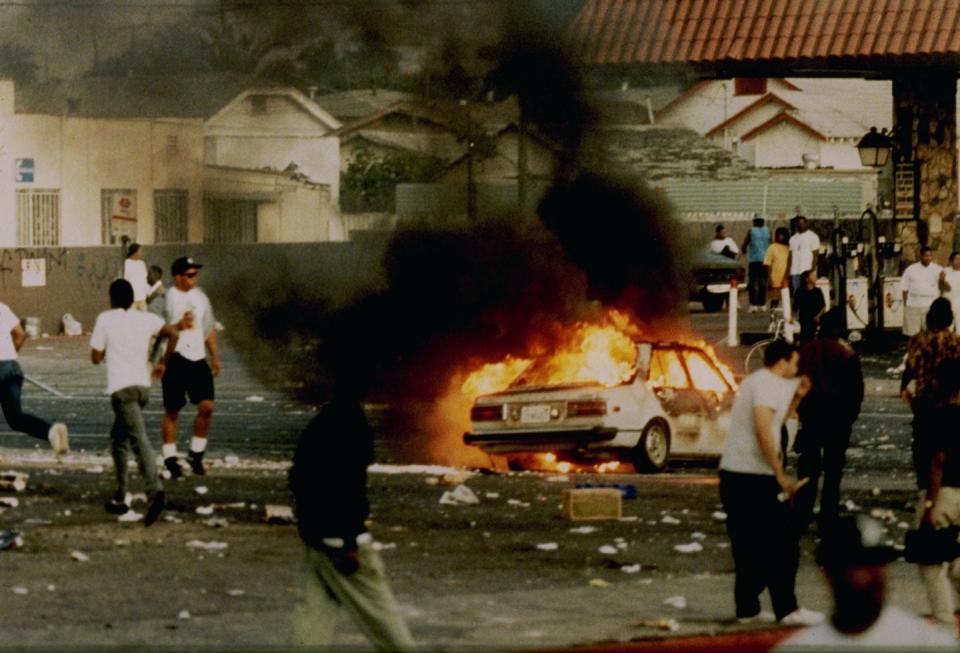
[
  {"left": 795, "top": 308, "right": 865, "bottom": 530},
  {"left": 743, "top": 215, "right": 771, "bottom": 312},
  {"left": 775, "top": 515, "right": 957, "bottom": 650},
  {"left": 0, "top": 301, "right": 68, "bottom": 454},
  {"left": 91, "top": 279, "right": 179, "bottom": 526},
  {"left": 788, "top": 217, "right": 820, "bottom": 294},
  {"left": 719, "top": 339, "right": 824, "bottom": 626},
  {"left": 901, "top": 246, "right": 944, "bottom": 337},
  {"left": 161, "top": 257, "right": 220, "bottom": 478},
  {"left": 793, "top": 269, "right": 826, "bottom": 344},
  {"left": 289, "top": 385, "right": 415, "bottom": 651}
]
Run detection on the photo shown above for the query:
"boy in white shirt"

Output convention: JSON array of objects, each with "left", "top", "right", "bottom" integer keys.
[
  {"left": 0, "top": 302, "right": 68, "bottom": 454},
  {"left": 91, "top": 279, "right": 180, "bottom": 525},
  {"left": 161, "top": 257, "right": 221, "bottom": 478}
]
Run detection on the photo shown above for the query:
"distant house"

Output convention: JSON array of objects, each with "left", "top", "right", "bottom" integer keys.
[
  {"left": 653, "top": 77, "right": 893, "bottom": 170},
  {"left": 4, "top": 76, "right": 344, "bottom": 247}
]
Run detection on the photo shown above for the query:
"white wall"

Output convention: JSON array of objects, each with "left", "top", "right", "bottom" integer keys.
[{"left": 750, "top": 124, "right": 822, "bottom": 168}]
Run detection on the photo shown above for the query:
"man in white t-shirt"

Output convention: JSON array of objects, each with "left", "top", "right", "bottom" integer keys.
[
  {"left": 709, "top": 224, "right": 740, "bottom": 259},
  {"left": 0, "top": 302, "right": 68, "bottom": 454},
  {"left": 719, "top": 340, "right": 824, "bottom": 627},
  {"left": 91, "top": 279, "right": 180, "bottom": 526},
  {"left": 123, "top": 243, "right": 150, "bottom": 311},
  {"left": 775, "top": 515, "right": 957, "bottom": 650},
  {"left": 901, "top": 246, "right": 945, "bottom": 336},
  {"left": 161, "top": 257, "right": 221, "bottom": 478},
  {"left": 788, "top": 217, "right": 821, "bottom": 294}
]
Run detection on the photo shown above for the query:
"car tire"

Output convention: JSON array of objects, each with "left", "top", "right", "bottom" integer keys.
[
  {"left": 701, "top": 291, "right": 726, "bottom": 312},
  {"left": 631, "top": 419, "right": 671, "bottom": 473}
]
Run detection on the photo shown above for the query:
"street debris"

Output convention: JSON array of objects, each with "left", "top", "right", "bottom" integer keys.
[
  {"left": 12, "top": 586, "right": 28, "bottom": 595},
  {"left": 562, "top": 488, "right": 621, "bottom": 521},
  {"left": 661, "top": 515, "right": 681, "bottom": 525},
  {"left": 673, "top": 542, "right": 704, "bottom": 554},
  {"left": 0, "top": 529, "right": 23, "bottom": 550},
  {"left": 203, "top": 517, "right": 230, "bottom": 528},
  {"left": 226, "top": 589, "right": 245, "bottom": 597},
  {"left": 70, "top": 550, "right": 90, "bottom": 562},
  {"left": 178, "top": 610, "right": 191, "bottom": 620},
  {"left": 424, "top": 477, "right": 439, "bottom": 486},
  {"left": 440, "top": 470, "right": 472, "bottom": 485},
  {"left": 484, "top": 492, "right": 500, "bottom": 499},
  {"left": 0, "top": 497, "right": 19, "bottom": 508},
  {"left": 47, "top": 584, "right": 56, "bottom": 592},
  {"left": 118, "top": 510, "right": 143, "bottom": 523},
  {"left": 569, "top": 526, "right": 598, "bottom": 534},
  {"left": 0, "top": 471, "right": 28, "bottom": 492},
  {"left": 196, "top": 505, "right": 215, "bottom": 516},
  {"left": 546, "top": 475, "right": 569, "bottom": 482},
  {"left": 663, "top": 595, "right": 687, "bottom": 609},
  {"left": 114, "top": 539, "right": 131, "bottom": 547},
  {"left": 439, "top": 485, "right": 479, "bottom": 505},
  {"left": 194, "top": 486, "right": 209, "bottom": 495},
  {"left": 372, "top": 541, "right": 397, "bottom": 551},
  {"left": 245, "top": 395, "right": 265, "bottom": 402},
  {"left": 621, "top": 564, "right": 642, "bottom": 574},
  {"left": 223, "top": 455, "right": 240, "bottom": 467},
  {"left": 598, "top": 545, "right": 618, "bottom": 555},
  {"left": 535, "top": 542, "right": 559, "bottom": 551},
  {"left": 85, "top": 465, "right": 104, "bottom": 474},
  {"left": 690, "top": 532, "right": 706, "bottom": 540},
  {"left": 507, "top": 498, "right": 530, "bottom": 508},
  {"left": 633, "top": 618, "right": 680, "bottom": 632},
  {"left": 186, "top": 540, "right": 228, "bottom": 551},
  {"left": 264, "top": 504, "right": 295, "bottom": 524},
  {"left": 589, "top": 578, "right": 610, "bottom": 588},
  {"left": 712, "top": 511, "right": 727, "bottom": 521}
]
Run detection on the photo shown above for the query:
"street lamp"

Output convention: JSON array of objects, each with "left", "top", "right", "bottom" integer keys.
[{"left": 856, "top": 127, "right": 893, "bottom": 168}]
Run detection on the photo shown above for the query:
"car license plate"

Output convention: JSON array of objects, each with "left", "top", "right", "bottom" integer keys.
[{"left": 520, "top": 404, "right": 551, "bottom": 423}]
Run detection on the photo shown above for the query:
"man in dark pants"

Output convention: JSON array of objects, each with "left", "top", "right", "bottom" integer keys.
[
  {"left": 289, "top": 384, "right": 414, "bottom": 650},
  {"left": 719, "top": 339, "right": 823, "bottom": 626},
  {"left": 794, "top": 308, "right": 864, "bottom": 530},
  {"left": 793, "top": 269, "right": 826, "bottom": 344}
]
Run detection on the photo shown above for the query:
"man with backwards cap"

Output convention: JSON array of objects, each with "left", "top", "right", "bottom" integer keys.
[
  {"left": 775, "top": 515, "right": 958, "bottom": 649},
  {"left": 160, "top": 256, "right": 220, "bottom": 478}
]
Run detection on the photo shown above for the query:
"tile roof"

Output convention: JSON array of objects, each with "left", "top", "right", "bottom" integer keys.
[{"left": 573, "top": 0, "right": 960, "bottom": 66}]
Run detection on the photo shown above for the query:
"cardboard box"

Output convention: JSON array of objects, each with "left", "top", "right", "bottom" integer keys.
[{"left": 561, "top": 488, "right": 622, "bottom": 521}]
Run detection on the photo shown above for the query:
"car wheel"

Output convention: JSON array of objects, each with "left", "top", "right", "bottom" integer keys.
[
  {"left": 631, "top": 419, "right": 671, "bottom": 473},
  {"left": 701, "top": 291, "right": 725, "bottom": 312}
]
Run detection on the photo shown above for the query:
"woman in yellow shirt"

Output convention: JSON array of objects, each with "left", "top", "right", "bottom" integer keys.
[{"left": 764, "top": 227, "right": 791, "bottom": 306}]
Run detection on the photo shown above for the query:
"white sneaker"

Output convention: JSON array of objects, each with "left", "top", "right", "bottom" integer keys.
[
  {"left": 737, "top": 610, "right": 775, "bottom": 624},
  {"left": 47, "top": 422, "right": 69, "bottom": 455},
  {"left": 779, "top": 607, "right": 825, "bottom": 626}
]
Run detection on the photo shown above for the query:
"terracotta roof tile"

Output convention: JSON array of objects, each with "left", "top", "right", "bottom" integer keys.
[{"left": 574, "top": 0, "right": 960, "bottom": 65}]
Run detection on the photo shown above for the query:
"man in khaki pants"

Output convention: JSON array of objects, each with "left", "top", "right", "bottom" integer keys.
[{"left": 288, "top": 386, "right": 414, "bottom": 651}]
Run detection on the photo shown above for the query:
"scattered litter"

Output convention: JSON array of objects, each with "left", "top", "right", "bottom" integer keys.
[
  {"left": 439, "top": 485, "right": 480, "bottom": 506},
  {"left": 618, "top": 516, "right": 638, "bottom": 522},
  {"left": 85, "top": 465, "right": 104, "bottom": 474},
  {"left": 203, "top": 517, "right": 229, "bottom": 528},
  {"left": 484, "top": 492, "right": 500, "bottom": 499},
  {"left": 589, "top": 578, "right": 610, "bottom": 588},
  {"left": 570, "top": 526, "right": 598, "bottom": 534},
  {"left": 70, "top": 550, "right": 90, "bottom": 562},
  {"left": 712, "top": 511, "right": 727, "bottom": 522},
  {"left": 164, "top": 515, "right": 183, "bottom": 524},
  {"left": 507, "top": 499, "right": 530, "bottom": 508},
  {"left": 663, "top": 595, "right": 687, "bottom": 609},
  {"left": 621, "top": 564, "right": 642, "bottom": 574},
  {"left": 616, "top": 542, "right": 628, "bottom": 550},
  {"left": 194, "top": 486, "right": 209, "bottom": 496},
  {"left": 217, "top": 502, "right": 247, "bottom": 510},
  {"left": 536, "top": 542, "right": 559, "bottom": 551},
  {"left": 424, "top": 477, "right": 439, "bottom": 486},
  {"left": 716, "top": 542, "right": 730, "bottom": 549},
  {"left": 871, "top": 487, "right": 882, "bottom": 497},
  {"left": 186, "top": 540, "right": 228, "bottom": 551},
  {"left": 0, "top": 472, "right": 28, "bottom": 492},
  {"left": 661, "top": 515, "right": 681, "bottom": 525},
  {"left": 12, "top": 586, "right": 27, "bottom": 595},
  {"left": 877, "top": 444, "right": 896, "bottom": 450},
  {"left": 244, "top": 395, "right": 265, "bottom": 402},
  {"left": 223, "top": 455, "right": 240, "bottom": 467},
  {"left": 46, "top": 584, "right": 56, "bottom": 592},
  {"left": 118, "top": 510, "right": 143, "bottom": 523},
  {"left": 634, "top": 618, "right": 679, "bottom": 632},
  {"left": 598, "top": 545, "right": 618, "bottom": 555},
  {"left": 440, "top": 470, "right": 472, "bottom": 485},
  {"left": 195, "top": 505, "right": 215, "bottom": 516},
  {"left": 23, "top": 519, "right": 51, "bottom": 525},
  {"left": 114, "top": 539, "right": 131, "bottom": 547},
  {"left": 0, "top": 497, "right": 19, "bottom": 508},
  {"left": 897, "top": 521, "right": 910, "bottom": 530},
  {"left": 178, "top": 610, "right": 191, "bottom": 620},
  {"left": 372, "top": 541, "right": 397, "bottom": 551},
  {"left": 546, "top": 475, "right": 569, "bottom": 482},
  {"left": 226, "top": 589, "right": 245, "bottom": 597},
  {"left": 0, "top": 530, "right": 23, "bottom": 550},
  {"left": 690, "top": 532, "right": 707, "bottom": 540},
  {"left": 674, "top": 542, "right": 703, "bottom": 554},
  {"left": 34, "top": 346, "right": 53, "bottom": 351},
  {"left": 63, "top": 510, "right": 72, "bottom": 517},
  {"left": 264, "top": 505, "right": 295, "bottom": 524}
]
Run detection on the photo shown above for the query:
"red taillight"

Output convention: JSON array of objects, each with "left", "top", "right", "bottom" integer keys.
[
  {"left": 471, "top": 404, "right": 504, "bottom": 421},
  {"left": 566, "top": 400, "right": 607, "bottom": 417}
]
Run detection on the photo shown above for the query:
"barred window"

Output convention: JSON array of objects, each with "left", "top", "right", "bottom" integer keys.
[
  {"left": 204, "top": 198, "right": 258, "bottom": 244},
  {"left": 17, "top": 189, "right": 60, "bottom": 246},
  {"left": 155, "top": 190, "right": 188, "bottom": 243}
]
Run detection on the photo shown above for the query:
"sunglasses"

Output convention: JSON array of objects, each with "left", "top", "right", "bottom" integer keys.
[{"left": 183, "top": 271, "right": 199, "bottom": 278}]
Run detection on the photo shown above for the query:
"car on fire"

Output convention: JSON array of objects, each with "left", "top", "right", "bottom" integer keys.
[{"left": 464, "top": 341, "right": 736, "bottom": 472}]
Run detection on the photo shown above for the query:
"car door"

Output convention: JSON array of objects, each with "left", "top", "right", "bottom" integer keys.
[
  {"left": 647, "top": 348, "right": 702, "bottom": 438},
  {"left": 679, "top": 349, "right": 736, "bottom": 450}
]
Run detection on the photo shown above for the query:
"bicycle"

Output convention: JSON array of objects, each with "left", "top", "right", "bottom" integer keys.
[{"left": 744, "top": 307, "right": 790, "bottom": 374}]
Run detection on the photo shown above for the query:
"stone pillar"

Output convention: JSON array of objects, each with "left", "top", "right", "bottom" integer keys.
[{"left": 893, "top": 73, "right": 958, "bottom": 265}]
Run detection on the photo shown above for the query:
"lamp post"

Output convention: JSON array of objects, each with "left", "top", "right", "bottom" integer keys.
[{"left": 856, "top": 127, "right": 893, "bottom": 168}]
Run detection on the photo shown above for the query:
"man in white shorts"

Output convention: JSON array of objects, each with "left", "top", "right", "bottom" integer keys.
[{"left": 901, "top": 246, "right": 943, "bottom": 336}]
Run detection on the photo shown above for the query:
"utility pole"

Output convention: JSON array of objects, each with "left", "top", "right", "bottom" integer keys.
[
  {"left": 462, "top": 99, "right": 476, "bottom": 221},
  {"left": 517, "top": 103, "right": 528, "bottom": 215}
]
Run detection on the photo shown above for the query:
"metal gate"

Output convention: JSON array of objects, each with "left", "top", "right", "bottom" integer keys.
[
  {"left": 17, "top": 189, "right": 60, "bottom": 246},
  {"left": 203, "top": 198, "right": 258, "bottom": 244},
  {"left": 155, "top": 190, "right": 188, "bottom": 243}
]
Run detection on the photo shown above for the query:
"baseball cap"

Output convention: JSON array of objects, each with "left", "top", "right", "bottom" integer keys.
[
  {"left": 816, "top": 515, "right": 898, "bottom": 567},
  {"left": 171, "top": 256, "right": 203, "bottom": 276}
]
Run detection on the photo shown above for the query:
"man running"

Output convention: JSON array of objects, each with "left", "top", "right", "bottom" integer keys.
[
  {"left": 0, "top": 301, "right": 68, "bottom": 454},
  {"left": 91, "top": 279, "right": 180, "bottom": 525},
  {"left": 161, "top": 257, "right": 220, "bottom": 477}
]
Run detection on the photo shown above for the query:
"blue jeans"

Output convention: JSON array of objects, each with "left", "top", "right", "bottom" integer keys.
[{"left": 0, "top": 360, "right": 51, "bottom": 440}]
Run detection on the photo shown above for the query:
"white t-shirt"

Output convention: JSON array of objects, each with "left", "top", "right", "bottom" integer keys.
[
  {"left": 774, "top": 605, "right": 958, "bottom": 650},
  {"left": 709, "top": 237, "right": 739, "bottom": 255},
  {"left": 789, "top": 230, "right": 821, "bottom": 275},
  {"left": 943, "top": 268, "right": 960, "bottom": 314},
  {"left": 720, "top": 368, "right": 799, "bottom": 475},
  {"left": 165, "top": 286, "right": 214, "bottom": 362},
  {"left": 0, "top": 303, "right": 19, "bottom": 361},
  {"left": 901, "top": 261, "right": 944, "bottom": 308},
  {"left": 90, "top": 308, "right": 166, "bottom": 395},
  {"left": 123, "top": 259, "right": 150, "bottom": 302}
]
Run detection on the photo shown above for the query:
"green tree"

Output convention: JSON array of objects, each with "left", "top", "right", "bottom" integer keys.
[{"left": 341, "top": 147, "right": 444, "bottom": 213}]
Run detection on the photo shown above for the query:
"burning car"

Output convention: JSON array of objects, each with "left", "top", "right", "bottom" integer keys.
[{"left": 463, "top": 339, "right": 736, "bottom": 472}]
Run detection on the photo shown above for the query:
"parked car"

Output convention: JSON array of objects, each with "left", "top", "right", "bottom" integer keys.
[
  {"left": 464, "top": 341, "right": 736, "bottom": 472},
  {"left": 691, "top": 250, "right": 746, "bottom": 312}
]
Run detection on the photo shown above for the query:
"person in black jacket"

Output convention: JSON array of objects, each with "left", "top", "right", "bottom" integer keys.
[
  {"left": 794, "top": 308, "right": 865, "bottom": 530},
  {"left": 289, "top": 386, "right": 414, "bottom": 651}
]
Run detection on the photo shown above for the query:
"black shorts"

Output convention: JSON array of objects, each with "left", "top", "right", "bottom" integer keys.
[{"left": 162, "top": 353, "right": 215, "bottom": 412}]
